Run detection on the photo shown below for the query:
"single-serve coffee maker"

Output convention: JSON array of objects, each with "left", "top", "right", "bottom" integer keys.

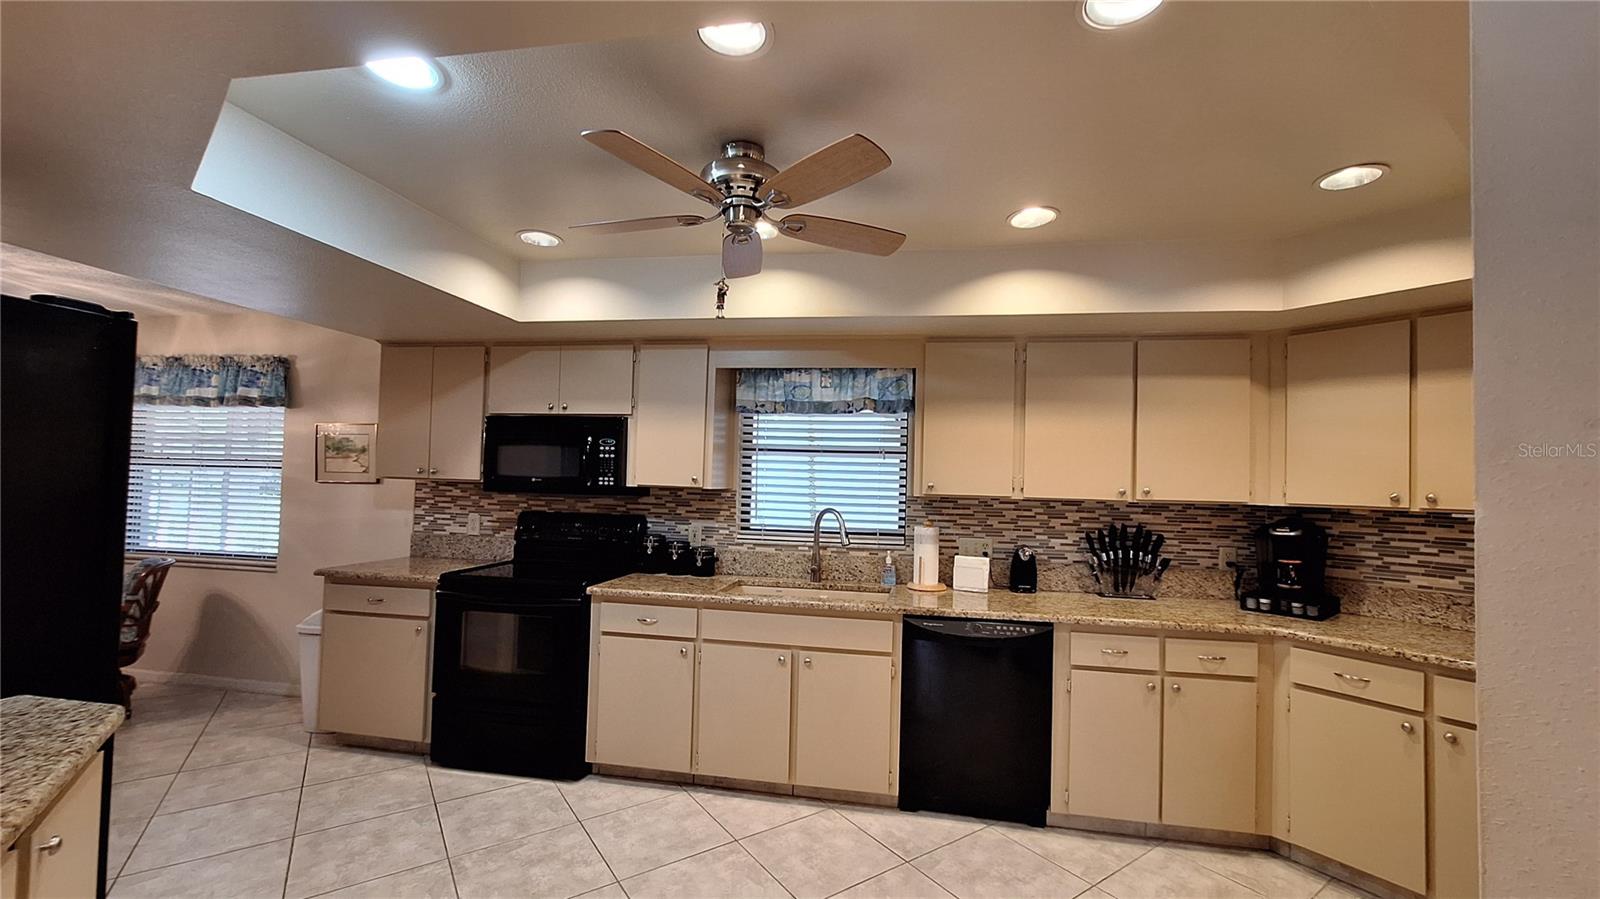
[{"left": 1236, "top": 516, "right": 1339, "bottom": 620}]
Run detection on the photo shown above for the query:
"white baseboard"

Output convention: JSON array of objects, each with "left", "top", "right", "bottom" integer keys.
[{"left": 126, "top": 667, "right": 297, "bottom": 697}]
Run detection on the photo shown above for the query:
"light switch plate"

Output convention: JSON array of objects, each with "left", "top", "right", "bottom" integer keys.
[
  {"left": 957, "top": 537, "right": 993, "bottom": 558},
  {"left": 688, "top": 522, "right": 708, "bottom": 545},
  {"left": 1217, "top": 546, "right": 1238, "bottom": 569}
]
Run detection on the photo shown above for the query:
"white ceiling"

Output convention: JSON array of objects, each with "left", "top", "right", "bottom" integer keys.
[{"left": 224, "top": 1, "right": 1469, "bottom": 262}]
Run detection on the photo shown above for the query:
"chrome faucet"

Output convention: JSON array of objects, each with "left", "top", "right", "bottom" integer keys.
[{"left": 810, "top": 507, "right": 852, "bottom": 583}]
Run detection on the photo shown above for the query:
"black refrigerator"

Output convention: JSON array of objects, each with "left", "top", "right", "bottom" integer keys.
[{"left": 2, "top": 294, "right": 137, "bottom": 705}]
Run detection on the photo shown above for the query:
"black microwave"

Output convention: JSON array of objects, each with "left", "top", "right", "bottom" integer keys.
[{"left": 480, "top": 415, "right": 640, "bottom": 494}]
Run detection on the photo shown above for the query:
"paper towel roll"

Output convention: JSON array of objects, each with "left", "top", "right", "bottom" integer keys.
[{"left": 912, "top": 524, "right": 940, "bottom": 587}]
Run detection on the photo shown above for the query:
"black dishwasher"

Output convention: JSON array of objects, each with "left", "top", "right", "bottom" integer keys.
[{"left": 899, "top": 616, "right": 1053, "bottom": 826}]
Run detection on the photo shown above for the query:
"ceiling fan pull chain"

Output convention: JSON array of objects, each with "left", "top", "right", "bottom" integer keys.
[{"left": 714, "top": 278, "right": 729, "bottom": 319}]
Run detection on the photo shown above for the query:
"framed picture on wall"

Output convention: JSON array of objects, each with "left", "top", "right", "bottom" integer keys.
[{"left": 315, "top": 422, "right": 378, "bottom": 484}]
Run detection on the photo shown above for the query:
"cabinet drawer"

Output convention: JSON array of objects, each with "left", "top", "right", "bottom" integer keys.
[
  {"left": 700, "top": 608, "right": 893, "bottom": 653},
  {"left": 1434, "top": 676, "right": 1476, "bottom": 725},
  {"left": 324, "top": 583, "right": 432, "bottom": 618},
  {"left": 1165, "top": 638, "right": 1258, "bottom": 678},
  {"left": 599, "top": 602, "right": 698, "bottom": 638},
  {"left": 1290, "top": 647, "right": 1423, "bottom": 711},
  {"left": 1070, "top": 632, "right": 1159, "bottom": 670}
]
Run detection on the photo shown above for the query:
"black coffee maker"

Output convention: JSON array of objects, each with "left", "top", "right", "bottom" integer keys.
[{"left": 1238, "top": 516, "right": 1339, "bottom": 619}]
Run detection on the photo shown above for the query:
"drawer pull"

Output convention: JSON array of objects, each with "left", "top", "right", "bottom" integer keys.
[
  {"left": 1196, "top": 655, "right": 1228, "bottom": 662},
  {"left": 37, "top": 835, "right": 62, "bottom": 854},
  {"left": 1443, "top": 731, "right": 1458, "bottom": 744},
  {"left": 366, "top": 597, "right": 385, "bottom": 604},
  {"left": 1101, "top": 648, "right": 1129, "bottom": 656},
  {"left": 1400, "top": 721, "right": 1414, "bottom": 734},
  {"left": 1333, "top": 671, "right": 1372, "bottom": 684},
  {"left": 636, "top": 617, "right": 658, "bottom": 625}
]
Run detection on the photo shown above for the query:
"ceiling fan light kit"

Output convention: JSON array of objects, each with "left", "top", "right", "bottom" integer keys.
[{"left": 573, "top": 129, "right": 905, "bottom": 278}]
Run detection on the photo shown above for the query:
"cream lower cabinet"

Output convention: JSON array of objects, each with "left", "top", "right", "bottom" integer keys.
[
  {"left": 1432, "top": 723, "right": 1478, "bottom": 899},
  {"left": 1288, "top": 687, "right": 1426, "bottom": 893},
  {"left": 1067, "top": 668, "right": 1162, "bottom": 822},
  {"left": 695, "top": 643, "right": 793, "bottom": 783},
  {"left": 6, "top": 750, "right": 104, "bottom": 899},
  {"left": 1162, "top": 675, "right": 1257, "bottom": 832},
  {"left": 594, "top": 634, "right": 696, "bottom": 773},
  {"left": 794, "top": 650, "right": 894, "bottom": 794},
  {"left": 319, "top": 611, "right": 430, "bottom": 742}
]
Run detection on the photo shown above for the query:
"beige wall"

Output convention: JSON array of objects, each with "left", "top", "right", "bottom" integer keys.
[
  {"left": 132, "top": 310, "right": 414, "bottom": 690},
  {"left": 1472, "top": 2, "right": 1600, "bottom": 896}
]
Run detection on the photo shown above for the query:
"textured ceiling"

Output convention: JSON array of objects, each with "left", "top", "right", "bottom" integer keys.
[{"left": 225, "top": 1, "right": 1469, "bottom": 262}]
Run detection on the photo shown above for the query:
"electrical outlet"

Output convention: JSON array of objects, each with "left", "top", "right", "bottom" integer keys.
[
  {"left": 957, "top": 537, "right": 993, "bottom": 558},
  {"left": 687, "top": 522, "right": 708, "bottom": 545},
  {"left": 1218, "top": 546, "right": 1238, "bottom": 569},
  {"left": 466, "top": 513, "right": 481, "bottom": 536}
]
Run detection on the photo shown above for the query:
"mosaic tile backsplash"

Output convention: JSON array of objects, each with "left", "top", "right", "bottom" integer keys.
[{"left": 412, "top": 482, "right": 1475, "bottom": 630}]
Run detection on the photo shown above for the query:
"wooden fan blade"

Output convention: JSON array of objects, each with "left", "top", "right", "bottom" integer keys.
[
  {"left": 570, "top": 214, "right": 714, "bottom": 234},
  {"left": 776, "top": 214, "right": 906, "bottom": 256},
  {"left": 581, "top": 130, "right": 721, "bottom": 206},
  {"left": 759, "top": 134, "right": 890, "bottom": 208},
  {"left": 722, "top": 232, "right": 763, "bottom": 278}
]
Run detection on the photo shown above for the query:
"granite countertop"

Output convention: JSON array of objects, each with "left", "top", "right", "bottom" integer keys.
[
  {"left": 590, "top": 574, "right": 1476, "bottom": 672},
  {"left": 1, "top": 696, "right": 124, "bottom": 847},
  {"left": 313, "top": 556, "right": 486, "bottom": 588}
]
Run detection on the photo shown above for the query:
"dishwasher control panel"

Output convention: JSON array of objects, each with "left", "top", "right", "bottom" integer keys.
[{"left": 908, "top": 617, "right": 1053, "bottom": 639}]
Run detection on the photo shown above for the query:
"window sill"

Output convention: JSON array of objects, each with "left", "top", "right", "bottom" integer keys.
[
  {"left": 735, "top": 533, "right": 908, "bottom": 550},
  {"left": 125, "top": 552, "right": 278, "bottom": 573}
]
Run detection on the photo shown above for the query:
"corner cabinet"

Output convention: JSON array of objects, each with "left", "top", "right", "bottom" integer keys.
[
  {"left": 1415, "top": 311, "right": 1474, "bottom": 511},
  {"left": 921, "top": 341, "right": 1017, "bottom": 497},
  {"left": 376, "top": 345, "right": 486, "bottom": 479}
]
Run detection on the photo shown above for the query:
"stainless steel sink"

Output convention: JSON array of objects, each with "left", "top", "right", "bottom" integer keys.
[{"left": 721, "top": 582, "right": 891, "bottom": 603}]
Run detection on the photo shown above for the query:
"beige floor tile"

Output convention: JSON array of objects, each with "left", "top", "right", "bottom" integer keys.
[
  {"left": 687, "top": 786, "right": 826, "bottom": 838},
  {"left": 426, "top": 764, "right": 531, "bottom": 802},
  {"left": 1312, "top": 880, "right": 1379, "bottom": 899},
  {"left": 284, "top": 805, "right": 446, "bottom": 899},
  {"left": 157, "top": 753, "right": 306, "bottom": 815},
  {"left": 126, "top": 689, "right": 224, "bottom": 726},
  {"left": 914, "top": 828, "right": 1092, "bottom": 899},
  {"left": 305, "top": 744, "right": 424, "bottom": 786},
  {"left": 296, "top": 765, "right": 435, "bottom": 834},
  {"left": 831, "top": 862, "right": 957, "bottom": 899},
  {"left": 107, "top": 775, "right": 175, "bottom": 881},
  {"left": 122, "top": 789, "right": 298, "bottom": 875},
  {"left": 436, "top": 780, "right": 576, "bottom": 856},
  {"left": 112, "top": 729, "right": 205, "bottom": 782},
  {"left": 110, "top": 838, "right": 291, "bottom": 899},
  {"left": 619, "top": 842, "right": 789, "bottom": 899},
  {"left": 1097, "top": 846, "right": 1261, "bottom": 899},
  {"left": 836, "top": 805, "right": 987, "bottom": 860},
  {"left": 575, "top": 885, "right": 628, "bottom": 899},
  {"left": 558, "top": 774, "right": 682, "bottom": 820},
  {"left": 740, "top": 808, "right": 900, "bottom": 899},
  {"left": 583, "top": 792, "right": 732, "bottom": 879},
  {"left": 320, "top": 859, "right": 459, "bottom": 898},
  {"left": 450, "top": 822, "right": 614, "bottom": 899},
  {"left": 1165, "top": 843, "right": 1328, "bottom": 899},
  {"left": 203, "top": 692, "right": 305, "bottom": 734},
  {"left": 993, "top": 824, "right": 1158, "bottom": 883},
  {"left": 183, "top": 721, "right": 309, "bottom": 771}
]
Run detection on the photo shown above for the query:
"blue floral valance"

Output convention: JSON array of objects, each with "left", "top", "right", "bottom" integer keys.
[
  {"left": 134, "top": 355, "right": 290, "bottom": 407},
  {"left": 735, "top": 368, "right": 914, "bottom": 414}
]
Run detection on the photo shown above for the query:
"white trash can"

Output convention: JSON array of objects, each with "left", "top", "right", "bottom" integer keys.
[{"left": 296, "top": 610, "right": 330, "bottom": 733}]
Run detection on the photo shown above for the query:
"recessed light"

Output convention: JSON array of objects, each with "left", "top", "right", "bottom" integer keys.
[
  {"left": 516, "top": 230, "right": 562, "bottom": 247},
  {"left": 697, "top": 22, "right": 769, "bottom": 57},
  {"left": 754, "top": 219, "right": 778, "bottom": 240},
  {"left": 363, "top": 56, "right": 443, "bottom": 91},
  {"left": 1007, "top": 206, "right": 1060, "bottom": 229},
  {"left": 1082, "top": 0, "right": 1164, "bottom": 30},
  {"left": 1316, "top": 163, "right": 1391, "bottom": 191}
]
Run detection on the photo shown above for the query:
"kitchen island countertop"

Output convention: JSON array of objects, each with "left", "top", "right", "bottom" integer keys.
[{"left": 1, "top": 695, "right": 123, "bottom": 847}]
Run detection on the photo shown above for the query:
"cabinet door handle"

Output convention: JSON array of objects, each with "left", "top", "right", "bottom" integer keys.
[
  {"left": 803, "top": 657, "right": 813, "bottom": 667},
  {"left": 547, "top": 402, "right": 556, "bottom": 410},
  {"left": 778, "top": 654, "right": 787, "bottom": 666},
  {"left": 680, "top": 647, "right": 688, "bottom": 657},
  {"left": 636, "top": 617, "right": 657, "bottom": 625},
  {"left": 1443, "top": 731, "right": 1458, "bottom": 744},
  {"left": 561, "top": 403, "right": 569, "bottom": 410},
  {"left": 1145, "top": 681, "right": 1157, "bottom": 692},
  {"left": 366, "top": 597, "right": 385, "bottom": 604},
  {"left": 1116, "top": 487, "right": 1127, "bottom": 497},
  {"left": 1141, "top": 487, "right": 1152, "bottom": 496},
  {"left": 1426, "top": 493, "right": 1439, "bottom": 505},
  {"left": 1390, "top": 492, "right": 1402, "bottom": 503},
  {"left": 414, "top": 625, "right": 423, "bottom": 634},
  {"left": 37, "top": 835, "right": 62, "bottom": 854},
  {"left": 1196, "top": 655, "right": 1227, "bottom": 661},
  {"left": 1332, "top": 671, "right": 1371, "bottom": 684},
  {"left": 690, "top": 475, "right": 699, "bottom": 484},
  {"left": 428, "top": 468, "right": 439, "bottom": 475},
  {"left": 926, "top": 482, "right": 935, "bottom": 492},
  {"left": 1100, "top": 648, "right": 1128, "bottom": 656},
  {"left": 1170, "top": 682, "right": 1181, "bottom": 693},
  {"left": 415, "top": 467, "right": 425, "bottom": 475},
  {"left": 1400, "top": 721, "right": 1414, "bottom": 734}
]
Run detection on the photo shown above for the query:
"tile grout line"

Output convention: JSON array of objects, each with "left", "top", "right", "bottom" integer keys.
[
  {"left": 110, "top": 687, "right": 227, "bottom": 887},
  {"left": 558, "top": 779, "right": 627, "bottom": 896},
  {"left": 422, "top": 763, "right": 464, "bottom": 899},
  {"left": 683, "top": 789, "right": 797, "bottom": 899},
  {"left": 279, "top": 733, "right": 313, "bottom": 899},
  {"left": 985, "top": 818, "right": 1159, "bottom": 887}
]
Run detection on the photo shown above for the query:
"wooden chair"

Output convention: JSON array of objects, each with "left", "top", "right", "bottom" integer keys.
[{"left": 118, "top": 557, "right": 175, "bottom": 715}]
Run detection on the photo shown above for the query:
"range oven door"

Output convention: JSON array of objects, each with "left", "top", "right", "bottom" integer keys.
[
  {"left": 480, "top": 414, "right": 628, "bottom": 494},
  {"left": 432, "top": 590, "right": 591, "bottom": 708}
]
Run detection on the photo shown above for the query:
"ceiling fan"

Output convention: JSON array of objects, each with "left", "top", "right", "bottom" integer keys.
[{"left": 572, "top": 130, "right": 906, "bottom": 278}]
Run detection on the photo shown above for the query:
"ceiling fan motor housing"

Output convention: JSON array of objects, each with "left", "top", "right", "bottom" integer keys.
[{"left": 701, "top": 141, "right": 778, "bottom": 235}]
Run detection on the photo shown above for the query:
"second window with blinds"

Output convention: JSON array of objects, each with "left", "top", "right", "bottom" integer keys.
[{"left": 738, "top": 411, "right": 910, "bottom": 546}]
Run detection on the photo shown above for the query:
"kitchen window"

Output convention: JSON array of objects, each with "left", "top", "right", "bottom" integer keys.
[
  {"left": 738, "top": 411, "right": 910, "bottom": 546},
  {"left": 125, "top": 405, "right": 285, "bottom": 566}
]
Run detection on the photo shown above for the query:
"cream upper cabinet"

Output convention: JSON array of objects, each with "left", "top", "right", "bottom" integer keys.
[
  {"left": 1285, "top": 320, "right": 1412, "bottom": 507},
  {"left": 633, "top": 345, "right": 710, "bottom": 488},
  {"left": 1415, "top": 311, "right": 1474, "bottom": 511},
  {"left": 594, "top": 634, "right": 695, "bottom": 773},
  {"left": 318, "top": 610, "right": 430, "bottom": 743},
  {"left": 922, "top": 341, "right": 1017, "bottom": 497},
  {"left": 1288, "top": 687, "right": 1426, "bottom": 893},
  {"left": 1136, "top": 339, "right": 1253, "bottom": 502},
  {"left": 794, "top": 650, "right": 893, "bottom": 794},
  {"left": 1067, "top": 669, "right": 1162, "bottom": 822},
  {"left": 1162, "top": 675, "right": 1257, "bottom": 832},
  {"left": 487, "top": 346, "right": 634, "bottom": 415},
  {"left": 1432, "top": 723, "right": 1479, "bottom": 899},
  {"left": 377, "top": 345, "right": 486, "bottom": 479},
  {"left": 695, "top": 642, "right": 792, "bottom": 783},
  {"left": 1022, "top": 341, "right": 1134, "bottom": 501}
]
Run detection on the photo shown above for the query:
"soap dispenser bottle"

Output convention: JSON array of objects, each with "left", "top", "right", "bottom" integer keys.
[{"left": 881, "top": 551, "right": 897, "bottom": 587}]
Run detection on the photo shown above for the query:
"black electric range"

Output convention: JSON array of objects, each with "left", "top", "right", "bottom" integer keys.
[{"left": 431, "top": 511, "right": 646, "bottom": 779}]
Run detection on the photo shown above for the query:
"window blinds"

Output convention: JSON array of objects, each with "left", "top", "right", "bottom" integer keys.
[
  {"left": 126, "top": 405, "right": 285, "bottom": 562},
  {"left": 738, "top": 411, "right": 909, "bottom": 546}
]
